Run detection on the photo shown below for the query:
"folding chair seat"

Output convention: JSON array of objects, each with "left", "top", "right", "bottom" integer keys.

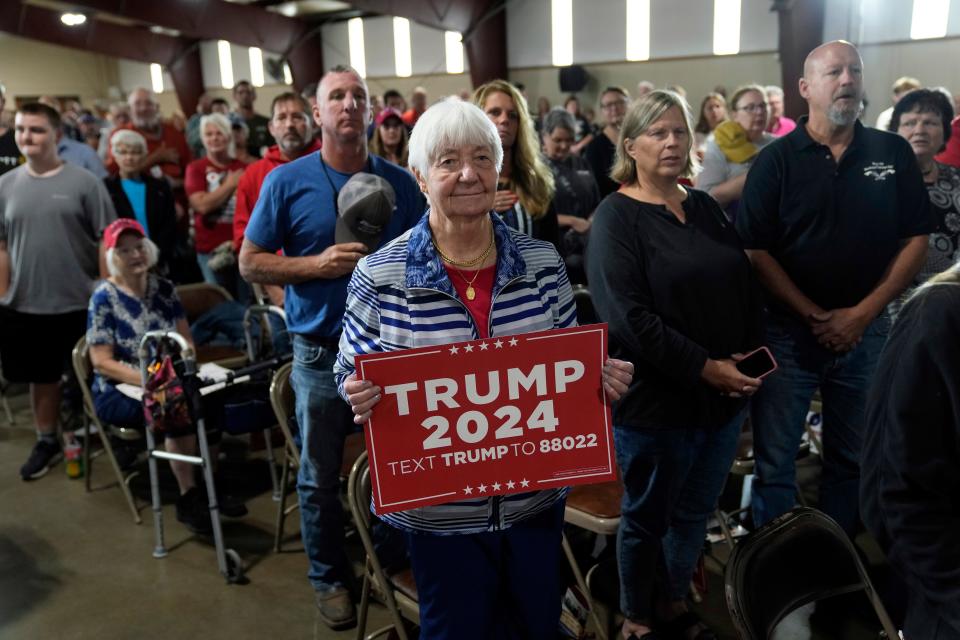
[
  {"left": 348, "top": 451, "right": 420, "bottom": 640},
  {"left": 70, "top": 336, "right": 142, "bottom": 524},
  {"left": 724, "top": 507, "right": 898, "bottom": 640}
]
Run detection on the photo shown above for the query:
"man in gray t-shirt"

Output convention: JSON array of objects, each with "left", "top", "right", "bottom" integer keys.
[{"left": 0, "top": 102, "right": 116, "bottom": 480}]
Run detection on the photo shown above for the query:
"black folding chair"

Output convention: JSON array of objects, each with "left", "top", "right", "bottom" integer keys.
[{"left": 724, "top": 507, "right": 899, "bottom": 639}]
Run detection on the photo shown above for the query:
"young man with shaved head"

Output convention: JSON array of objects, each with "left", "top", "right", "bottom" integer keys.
[
  {"left": 239, "top": 67, "right": 422, "bottom": 629},
  {"left": 736, "top": 41, "right": 935, "bottom": 537}
]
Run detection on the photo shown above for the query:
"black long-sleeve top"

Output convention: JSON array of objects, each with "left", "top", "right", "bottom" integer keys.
[
  {"left": 586, "top": 188, "right": 763, "bottom": 430},
  {"left": 861, "top": 283, "right": 960, "bottom": 639}
]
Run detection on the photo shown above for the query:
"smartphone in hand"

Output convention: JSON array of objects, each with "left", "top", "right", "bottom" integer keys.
[{"left": 735, "top": 347, "right": 778, "bottom": 379}]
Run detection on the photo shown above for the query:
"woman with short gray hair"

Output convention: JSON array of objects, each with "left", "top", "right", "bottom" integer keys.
[
  {"left": 587, "top": 90, "right": 763, "bottom": 640},
  {"left": 103, "top": 129, "right": 178, "bottom": 276},
  {"left": 336, "top": 97, "right": 633, "bottom": 639},
  {"left": 185, "top": 112, "right": 247, "bottom": 293},
  {"left": 541, "top": 107, "right": 600, "bottom": 284}
]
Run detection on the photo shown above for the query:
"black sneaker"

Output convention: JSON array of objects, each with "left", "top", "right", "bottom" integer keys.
[
  {"left": 176, "top": 487, "right": 213, "bottom": 535},
  {"left": 20, "top": 439, "right": 63, "bottom": 481},
  {"left": 202, "top": 477, "right": 249, "bottom": 518}
]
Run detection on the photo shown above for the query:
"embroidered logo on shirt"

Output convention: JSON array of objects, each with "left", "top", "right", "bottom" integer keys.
[{"left": 863, "top": 162, "right": 895, "bottom": 181}]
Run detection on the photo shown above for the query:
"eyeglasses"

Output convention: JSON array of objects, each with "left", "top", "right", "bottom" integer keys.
[
  {"left": 736, "top": 103, "right": 768, "bottom": 113},
  {"left": 601, "top": 100, "right": 627, "bottom": 110},
  {"left": 116, "top": 244, "right": 147, "bottom": 257}
]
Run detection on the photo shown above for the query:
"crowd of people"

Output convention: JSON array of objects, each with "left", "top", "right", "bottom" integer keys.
[{"left": 1, "top": 35, "right": 959, "bottom": 640}]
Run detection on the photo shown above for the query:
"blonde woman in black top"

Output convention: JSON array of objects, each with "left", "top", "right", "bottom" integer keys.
[{"left": 587, "top": 90, "right": 763, "bottom": 640}]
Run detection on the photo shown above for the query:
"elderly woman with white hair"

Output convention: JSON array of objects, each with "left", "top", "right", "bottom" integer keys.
[
  {"left": 87, "top": 218, "right": 221, "bottom": 534},
  {"left": 103, "top": 129, "right": 178, "bottom": 276},
  {"left": 184, "top": 112, "right": 246, "bottom": 289},
  {"left": 334, "top": 97, "right": 633, "bottom": 639}
]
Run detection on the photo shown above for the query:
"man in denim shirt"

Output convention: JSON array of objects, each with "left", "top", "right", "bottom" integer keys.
[{"left": 240, "top": 66, "right": 422, "bottom": 629}]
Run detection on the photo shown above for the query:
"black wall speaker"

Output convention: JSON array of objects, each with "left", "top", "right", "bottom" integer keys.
[{"left": 559, "top": 65, "right": 589, "bottom": 93}]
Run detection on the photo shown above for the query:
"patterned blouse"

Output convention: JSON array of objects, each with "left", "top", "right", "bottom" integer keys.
[
  {"left": 86, "top": 274, "right": 184, "bottom": 392},
  {"left": 921, "top": 162, "right": 960, "bottom": 283}
]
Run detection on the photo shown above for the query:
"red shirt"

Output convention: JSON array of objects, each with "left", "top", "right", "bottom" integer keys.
[
  {"left": 444, "top": 264, "right": 496, "bottom": 338},
  {"left": 106, "top": 122, "right": 192, "bottom": 180},
  {"left": 232, "top": 140, "right": 323, "bottom": 252},
  {"left": 185, "top": 157, "right": 247, "bottom": 253},
  {"left": 401, "top": 108, "right": 423, "bottom": 127},
  {"left": 935, "top": 116, "right": 960, "bottom": 169}
]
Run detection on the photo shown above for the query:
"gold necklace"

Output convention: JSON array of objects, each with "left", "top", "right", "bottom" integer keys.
[
  {"left": 453, "top": 267, "right": 483, "bottom": 301},
  {"left": 432, "top": 227, "right": 495, "bottom": 268}
]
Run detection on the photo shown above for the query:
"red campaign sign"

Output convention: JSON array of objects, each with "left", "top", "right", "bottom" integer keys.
[{"left": 355, "top": 324, "right": 616, "bottom": 515}]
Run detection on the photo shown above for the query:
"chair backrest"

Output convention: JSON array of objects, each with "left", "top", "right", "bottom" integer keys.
[
  {"left": 347, "top": 452, "right": 420, "bottom": 631},
  {"left": 724, "top": 507, "right": 898, "bottom": 639},
  {"left": 71, "top": 336, "right": 99, "bottom": 422},
  {"left": 269, "top": 361, "right": 299, "bottom": 465},
  {"left": 175, "top": 282, "right": 234, "bottom": 323},
  {"left": 572, "top": 285, "right": 597, "bottom": 325}
]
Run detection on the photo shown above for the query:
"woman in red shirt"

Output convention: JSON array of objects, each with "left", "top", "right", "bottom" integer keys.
[{"left": 184, "top": 113, "right": 246, "bottom": 295}]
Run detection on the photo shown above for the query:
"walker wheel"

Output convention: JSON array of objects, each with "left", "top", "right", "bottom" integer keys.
[{"left": 225, "top": 548, "right": 246, "bottom": 584}]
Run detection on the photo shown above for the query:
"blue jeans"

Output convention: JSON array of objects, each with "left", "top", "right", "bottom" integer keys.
[
  {"left": 615, "top": 410, "right": 744, "bottom": 621},
  {"left": 750, "top": 311, "right": 889, "bottom": 537},
  {"left": 407, "top": 500, "right": 565, "bottom": 640},
  {"left": 290, "top": 334, "right": 355, "bottom": 591}
]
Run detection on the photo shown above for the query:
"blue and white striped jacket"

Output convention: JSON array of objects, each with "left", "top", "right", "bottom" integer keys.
[{"left": 334, "top": 211, "right": 577, "bottom": 534}]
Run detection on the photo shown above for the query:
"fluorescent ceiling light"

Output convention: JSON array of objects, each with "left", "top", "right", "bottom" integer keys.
[
  {"left": 348, "top": 17, "right": 366, "bottom": 78},
  {"left": 218, "top": 40, "right": 234, "bottom": 89},
  {"left": 60, "top": 13, "right": 87, "bottom": 27},
  {"left": 393, "top": 17, "right": 412, "bottom": 78},
  {"left": 911, "top": 0, "right": 950, "bottom": 39},
  {"left": 150, "top": 63, "right": 164, "bottom": 94},
  {"left": 713, "top": 0, "right": 741, "bottom": 55},
  {"left": 249, "top": 47, "right": 265, "bottom": 87},
  {"left": 551, "top": 0, "right": 573, "bottom": 66},
  {"left": 283, "top": 63, "right": 293, "bottom": 86},
  {"left": 444, "top": 31, "right": 464, "bottom": 74},
  {"left": 626, "top": 0, "right": 650, "bottom": 62}
]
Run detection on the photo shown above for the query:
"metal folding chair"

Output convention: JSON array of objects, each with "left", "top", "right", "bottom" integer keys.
[
  {"left": 70, "top": 336, "right": 142, "bottom": 524},
  {"left": 348, "top": 451, "right": 420, "bottom": 640}
]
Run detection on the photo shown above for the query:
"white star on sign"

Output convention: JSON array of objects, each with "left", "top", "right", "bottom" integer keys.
[
  {"left": 477, "top": 483, "right": 487, "bottom": 493},
  {"left": 494, "top": 339, "right": 504, "bottom": 349},
  {"left": 479, "top": 342, "right": 489, "bottom": 351},
  {"left": 449, "top": 345, "right": 459, "bottom": 355},
  {"left": 506, "top": 480, "right": 516, "bottom": 489},
  {"left": 508, "top": 337, "right": 519, "bottom": 347},
  {"left": 464, "top": 344, "right": 475, "bottom": 353},
  {"left": 463, "top": 485, "right": 473, "bottom": 495},
  {"left": 491, "top": 482, "right": 502, "bottom": 491},
  {"left": 520, "top": 478, "right": 530, "bottom": 488}
]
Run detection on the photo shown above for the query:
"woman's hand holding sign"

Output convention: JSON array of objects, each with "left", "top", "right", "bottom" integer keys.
[
  {"left": 344, "top": 376, "right": 381, "bottom": 424},
  {"left": 602, "top": 358, "right": 633, "bottom": 402}
]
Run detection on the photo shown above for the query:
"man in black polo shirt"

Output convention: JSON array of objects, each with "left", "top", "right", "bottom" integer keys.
[{"left": 736, "top": 41, "right": 934, "bottom": 537}]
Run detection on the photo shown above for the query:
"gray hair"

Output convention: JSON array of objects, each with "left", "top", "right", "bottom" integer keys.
[
  {"left": 408, "top": 97, "right": 503, "bottom": 178},
  {"left": 110, "top": 129, "right": 147, "bottom": 156},
  {"left": 765, "top": 85, "right": 785, "bottom": 99},
  {"left": 105, "top": 237, "right": 160, "bottom": 277},
  {"left": 542, "top": 107, "right": 576, "bottom": 136},
  {"left": 200, "top": 113, "right": 236, "bottom": 157}
]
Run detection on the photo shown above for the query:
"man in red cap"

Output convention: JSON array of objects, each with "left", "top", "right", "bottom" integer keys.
[
  {"left": 232, "top": 92, "right": 321, "bottom": 305},
  {"left": 0, "top": 102, "right": 116, "bottom": 480}
]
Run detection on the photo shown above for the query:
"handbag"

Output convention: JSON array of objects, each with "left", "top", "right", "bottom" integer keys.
[{"left": 142, "top": 355, "right": 194, "bottom": 435}]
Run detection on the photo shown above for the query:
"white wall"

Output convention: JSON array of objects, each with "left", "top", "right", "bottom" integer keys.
[
  {"left": 508, "top": 0, "right": 778, "bottom": 68},
  {"left": 320, "top": 17, "right": 468, "bottom": 78}
]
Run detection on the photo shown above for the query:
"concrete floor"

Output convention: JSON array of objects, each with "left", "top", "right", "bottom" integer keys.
[{"left": 0, "top": 386, "right": 891, "bottom": 640}]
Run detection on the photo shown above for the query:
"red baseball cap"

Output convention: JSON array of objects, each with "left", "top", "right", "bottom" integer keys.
[
  {"left": 375, "top": 107, "right": 404, "bottom": 128},
  {"left": 104, "top": 218, "right": 146, "bottom": 249}
]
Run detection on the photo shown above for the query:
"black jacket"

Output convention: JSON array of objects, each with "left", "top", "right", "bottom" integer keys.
[
  {"left": 103, "top": 174, "right": 177, "bottom": 276},
  {"left": 862, "top": 283, "right": 960, "bottom": 639}
]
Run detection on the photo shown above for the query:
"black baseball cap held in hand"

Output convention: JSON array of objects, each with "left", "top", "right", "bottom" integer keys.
[{"left": 335, "top": 172, "right": 397, "bottom": 251}]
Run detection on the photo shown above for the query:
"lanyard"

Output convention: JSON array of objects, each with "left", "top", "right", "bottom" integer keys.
[{"left": 319, "top": 155, "right": 374, "bottom": 216}]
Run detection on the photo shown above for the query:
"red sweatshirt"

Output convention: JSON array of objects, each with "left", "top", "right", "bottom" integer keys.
[{"left": 232, "top": 140, "right": 323, "bottom": 251}]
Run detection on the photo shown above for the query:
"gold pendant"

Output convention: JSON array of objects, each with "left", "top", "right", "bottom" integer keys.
[{"left": 466, "top": 285, "right": 476, "bottom": 301}]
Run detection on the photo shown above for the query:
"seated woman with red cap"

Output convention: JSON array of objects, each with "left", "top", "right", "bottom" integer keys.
[{"left": 86, "top": 218, "right": 239, "bottom": 534}]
